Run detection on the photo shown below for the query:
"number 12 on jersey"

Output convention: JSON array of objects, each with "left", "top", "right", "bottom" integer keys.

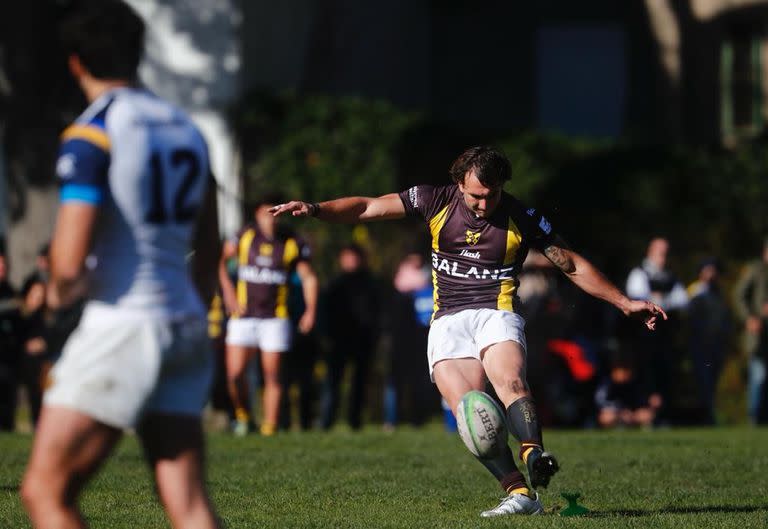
[{"left": 145, "top": 148, "right": 202, "bottom": 224}]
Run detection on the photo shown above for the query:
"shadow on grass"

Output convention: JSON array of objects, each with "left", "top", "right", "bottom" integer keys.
[
  {"left": 588, "top": 505, "right": 768, "bottom": 517},
  {"left": 0, "top": 485, "right": 19, "bottom": 492}
]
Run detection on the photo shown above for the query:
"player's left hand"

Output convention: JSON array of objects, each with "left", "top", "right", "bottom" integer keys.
[
  {"left": 270, "top": 201, "right": 311, "bottom": 217},
  {"left": 625, "top": 299, "right": 667, "bottom": 330}
]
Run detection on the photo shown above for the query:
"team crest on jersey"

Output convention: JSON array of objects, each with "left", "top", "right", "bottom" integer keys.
[
  {"left": 259, "top": 243, "right": 274, "bottom": 256},
  {"left": 466, "top": 230, "right": 481, "bottom": 246}
]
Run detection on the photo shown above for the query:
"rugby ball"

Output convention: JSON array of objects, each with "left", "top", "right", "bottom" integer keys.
[{"left": 456, "top": 390, "right": 508, "bottom": 459}]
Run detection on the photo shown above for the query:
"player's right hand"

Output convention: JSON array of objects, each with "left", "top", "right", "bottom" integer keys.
[{"left": 269, "top": 201, "right": 309, "bottom": 217}]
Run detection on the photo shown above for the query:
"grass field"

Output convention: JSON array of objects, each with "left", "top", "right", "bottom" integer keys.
[{"left": 1, "top": 426, "right": 766, "bottom": 528}]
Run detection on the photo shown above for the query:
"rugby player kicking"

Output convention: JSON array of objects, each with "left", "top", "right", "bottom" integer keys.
[{"left": 271, "top": 146, "right": 666, "bottom": 516}]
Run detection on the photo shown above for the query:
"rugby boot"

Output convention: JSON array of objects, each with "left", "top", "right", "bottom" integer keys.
[
  {"left": 526, "top": 449, "right": 559, "bottom": 489},
  {"left": 480, "top": 492, "right": 543, "bottom": 517}
]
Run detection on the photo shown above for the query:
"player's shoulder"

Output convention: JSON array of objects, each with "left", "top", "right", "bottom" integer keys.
[{"left": 60, "top": 91, "right": 117, "bottom": 152}]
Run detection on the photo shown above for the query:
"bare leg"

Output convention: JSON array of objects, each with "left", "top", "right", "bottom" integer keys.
[
  {"left": 225, "top": 344, "right": 256, "bottom": 426},
  {"left": 260, "top": 350, "right": 283, "bottom": 435},
  {"left": 483, "top": 340, "right": 558, "bottom": 489},
  {"left": 481, "top": 340, "right": 529, "bottom": 406},
  {"left": 138, "top": 413, "right": 220, "bottom": 529},
  {"left": 432, "top": 358, "right": 486, "bottom": 413},
  {"left": 21, "top": 406, "right": 122, "bottom": 529},
  {"left": 433, "top": 358, "right": 531, "bottom": 495}
]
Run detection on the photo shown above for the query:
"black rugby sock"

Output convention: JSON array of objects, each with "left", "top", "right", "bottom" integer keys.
[
  {"left": 476, "top": 445, "right": 530, "bottom": 495},
  {"left": 506, "top": 397, "right": 543, "bottom": 461}
]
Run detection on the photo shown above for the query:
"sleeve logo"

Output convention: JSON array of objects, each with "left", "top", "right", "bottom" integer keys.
[
  {"left": 56, "top": 153, "right": 76, "bottom": 179},
  {"left": 408, "top": 187, "right": 419, "bottom": 208},
  {"left": 526, "top": 208, "right": 536, "bottom": 216}
]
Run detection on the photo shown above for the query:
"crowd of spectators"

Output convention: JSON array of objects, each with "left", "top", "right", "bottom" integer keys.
[{"left": 2, "top": 233, "right": 767, "bottom": 433}]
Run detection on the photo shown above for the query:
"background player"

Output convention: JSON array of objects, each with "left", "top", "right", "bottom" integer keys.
[
  {"left": 20, "top": 2, "right": 221, "bottom": 528},
  {"left": 271, "top": 146, "right": 666, "bottom": 517},
  {"left": 219, "top": 194, "right": 318, "bottom": 436}
]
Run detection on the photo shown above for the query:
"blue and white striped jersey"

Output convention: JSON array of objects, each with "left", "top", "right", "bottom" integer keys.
[{"left": 56, "top": 87, "right": 211, "bottom": 319}]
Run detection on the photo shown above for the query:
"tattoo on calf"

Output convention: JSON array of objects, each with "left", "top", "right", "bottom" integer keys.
[
  {"left": 544, "top": 245, "right": 576, "bottom": 274},
  {"left": 508, "top": 379, "right": 526, "bottom": 394}
]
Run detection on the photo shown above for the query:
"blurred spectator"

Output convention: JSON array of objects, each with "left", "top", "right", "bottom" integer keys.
[
  {"left": 518, "top": 250, "right": 602, "bottom": 427},
  {"left": 0, "top": 244, "right": 23, "bottom": 431},
  {"left": 732, "top": 238, "right": 768, "bottom": 424},
  {"left": 19, "top": 273, "right": 49, "bottom": 427},
  {"left": 625, "top": 237, "right": 688, "bottom": 424},
  {"left": 687, "top": 257, "right": 731, "bottom": 425},
  {"left": 594, "top": 352, "right": 656, "bottom": 428},
  {"left": 321, "top": 244, "right": 381, "bottom": 430},
  {"left": 382, "top": 252, "right": 438, "bottom": 431},
  {"left": 279, "top": 268, "right": 320, "bottom": 431},
  {"left": 22, "top": 242, "right": 50, "bottom": 286}
]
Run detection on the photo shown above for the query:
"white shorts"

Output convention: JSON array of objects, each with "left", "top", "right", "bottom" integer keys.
[
  {"left": 44, "top": 303, "right": 213, "bottom": 429},
  {"left": 225, "top": 317, "right": 292, "bottom": 352},
  {"left": 427, "top": 308, "right": 527, "bottom": 381}
]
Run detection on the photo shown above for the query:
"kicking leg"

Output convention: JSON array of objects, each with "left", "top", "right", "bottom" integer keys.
[
  {"left": 21, "top": 406, "right": 122, "bottom": 529},
  {"left": 434, "top": 358, "right": 537, "bottom": 514},
  {"left": 138, "top": 413, "right": 220, "bottom": 529},
  {"left": 482, "top": 340, "right": 559, "bottom": 489}
]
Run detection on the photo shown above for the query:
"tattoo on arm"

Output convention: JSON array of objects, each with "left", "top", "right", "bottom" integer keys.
[{"left": 544, "top": 240, "right": 576, "bottom": 274}]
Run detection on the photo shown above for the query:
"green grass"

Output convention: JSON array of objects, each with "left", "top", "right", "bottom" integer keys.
[{"left": 1, "top": 426, "right": 766, "bottom": 528}]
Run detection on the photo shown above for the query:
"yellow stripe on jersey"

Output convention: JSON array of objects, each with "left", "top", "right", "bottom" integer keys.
[
  {"left": 275, "top": 238, "right": 299, "bottom": 318},
  {"left": 61, "top": 124, "right": 111, "bottom": 152},
  {"left": 428, "top": 206, "right": 450, "bottom": 320},
  {"left": 283, "top": 238, "right": 299, "bottom": 266},
  {"left": 236, "top": 228, "right": 257, "bottom": 315},
  {"left": 497, "top": 218, "right": 523, "bottom": 311}
]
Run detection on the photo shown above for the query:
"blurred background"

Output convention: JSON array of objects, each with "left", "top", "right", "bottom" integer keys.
[{"left": 1, "top": 0, "right": 768, "bottom": 432}]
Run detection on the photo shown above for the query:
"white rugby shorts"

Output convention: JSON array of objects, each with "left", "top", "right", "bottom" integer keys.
[
  {"left": 427, "top": 308, "right": 527, "bottom": 381},
  {"left": 44, "top": 302, "right": 213, "bottom": 429},
  {"left": 225, "top": 316, "right": 292, "bottom": 352}
]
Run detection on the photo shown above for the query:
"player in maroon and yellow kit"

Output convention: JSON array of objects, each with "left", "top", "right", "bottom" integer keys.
[
  {"left": 271, "top": 146, "right": 666, "bottom": 516},
  {"left": 219, "top": 194, "right": 318, "bottom": 436}
]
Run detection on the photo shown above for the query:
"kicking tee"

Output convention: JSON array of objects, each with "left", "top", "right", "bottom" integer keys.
[
  {"left": 398, "top": 184, "right": 556, "bottom": 321},
  {"left": 55, "top": 87, "right": 211, "bottom": 319},
  {"left": 230, "top": 225, "right": 310, "bottom": 319}
]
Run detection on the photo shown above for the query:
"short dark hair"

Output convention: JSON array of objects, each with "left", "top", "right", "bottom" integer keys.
[
  {"left": 59, "top": 0, "right": 145, "bottom": 80},
  {"left": 449, "top": 146, "right": 511, "bottom": 187}
]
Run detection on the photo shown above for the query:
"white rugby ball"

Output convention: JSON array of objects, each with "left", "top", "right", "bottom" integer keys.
[{"left": 456, "top": 390, "right": 508, "bottom": 459}]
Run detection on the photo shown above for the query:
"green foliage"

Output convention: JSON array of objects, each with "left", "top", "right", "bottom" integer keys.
[
  {"left": 491, "top": 133, "right": 768, "bottom": 282},
  {"left": 235, "top": 90, "right": 768, "bottom": 283},
  {"left": 236, "top": 91, "right": 421, "bottom": 278},
  {"left": 1, "top": 428, "right": 766, "bottom": 528}
]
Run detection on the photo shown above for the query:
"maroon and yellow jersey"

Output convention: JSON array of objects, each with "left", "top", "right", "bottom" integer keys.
[
  {"left": 398, "top": 184, "right": 556, "bottom": 321},
  {"left": 231, "top": 223, "right": 310, "bottom": 319}
]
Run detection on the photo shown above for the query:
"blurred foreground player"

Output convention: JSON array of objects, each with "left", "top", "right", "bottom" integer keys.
[
  {"left": 21, "top": 2, "right": 222, "bottom": 528},
  {"left": 271, "top": 146, "right": 666, "bottom": 517}
]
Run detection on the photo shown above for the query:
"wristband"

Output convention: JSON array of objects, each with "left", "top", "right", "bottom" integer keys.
[{"left": 308, "top": 202, "right": 321, "bottom": 217}]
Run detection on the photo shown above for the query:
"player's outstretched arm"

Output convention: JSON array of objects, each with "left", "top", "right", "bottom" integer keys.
[
  {"left": 270, "top": 193, "right": 406, "bottom": 223},
  {"left": 542, "top": 236, "right": 668, "bottom": 330}
]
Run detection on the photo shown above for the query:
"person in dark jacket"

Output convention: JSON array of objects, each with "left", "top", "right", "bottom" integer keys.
[{"left": 320, "top": 243, "right": 381, "bottom": 430}]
